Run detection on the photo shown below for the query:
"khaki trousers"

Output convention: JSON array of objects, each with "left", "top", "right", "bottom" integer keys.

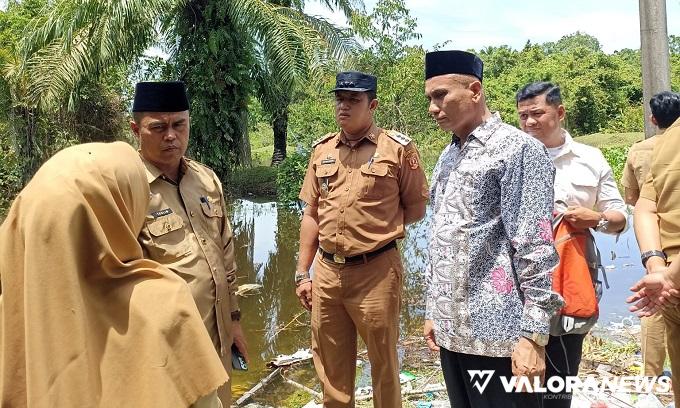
[
  {"left": 663, "top": 305, "right": 680, "bottom": 403},
  {"left": 191, "top": 391, "right": 223, "bottom": 408},
  {"left": 311, "top": 249, "right": 403, "bottom": 408},
  {"left": 641, "top": 314, "right": 667, "bottom": 376},
  {"left": 217, "top": 353, "right": 233, "bottom": 407}
]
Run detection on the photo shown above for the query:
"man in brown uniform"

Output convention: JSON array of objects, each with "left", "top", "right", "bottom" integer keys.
[
  {"left": 130, "top": 81, "right": 248, "bottom": 407},
  {"left": 294, "top": 71, "right": 428, "bottom": 407},
  {"left": 622, "top": 91, "right": 680, "bottom": 379},
  {"left": 633, "top": 105, "right": 680, "bottom": 403}
]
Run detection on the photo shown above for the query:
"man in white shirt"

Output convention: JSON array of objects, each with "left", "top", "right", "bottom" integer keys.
[{"left": 516, "top": 81, "right": 627, "bottom": 408}]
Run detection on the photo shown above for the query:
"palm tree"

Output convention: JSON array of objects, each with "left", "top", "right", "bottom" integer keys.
[
  {"left": 254, "top": 0, "right": 356, "bottom": 165},
  {"left": 13, "top": 0, "right": 359, "bottom": 177}
]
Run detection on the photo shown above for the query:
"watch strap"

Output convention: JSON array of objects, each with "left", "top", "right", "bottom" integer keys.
[{"left": 641, "top": 250, "right": 667, "bottom": 268}]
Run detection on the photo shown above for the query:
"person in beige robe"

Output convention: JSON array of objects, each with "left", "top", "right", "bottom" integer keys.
[{"left": 0, "top": 142, "right": 227, "bottom": 407}]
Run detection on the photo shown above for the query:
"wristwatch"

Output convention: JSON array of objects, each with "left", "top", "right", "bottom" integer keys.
[
  {"left": 595, "top": 212, "right": 609, "bottom": 232},
  {"left": 641, "top": 250, "right": 667, "bottom": 268},
  {"left": 294, "top": 271, "right": 310, "bottom": 286},
  {"left": 520, "top": 330, "right": 549, "bottom": 346}
]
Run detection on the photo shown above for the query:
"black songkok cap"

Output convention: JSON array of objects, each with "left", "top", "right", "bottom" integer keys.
[
  {"left": 330, "top": 71, "right": 377, "bottom": 93},
  {"left": 132, "top": 81, "right": 190, "bottom": 112},
  {"left": 425, "top": 50, "right": 484, "bottom": 82}
]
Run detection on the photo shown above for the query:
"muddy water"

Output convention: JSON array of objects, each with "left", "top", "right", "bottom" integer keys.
[{"left": 228, "top": 198, "right": 643, "bottom": 398}]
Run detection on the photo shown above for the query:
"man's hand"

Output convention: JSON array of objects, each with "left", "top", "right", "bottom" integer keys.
[
  {"left": 232, "top": 321, "right": 249, "bottom": 363},
  {"left": 563, "top": 206, "right": 601, "bottom": 230},
  {"left": 423, "top": 319, "right": 440, "bottom": 352},
  {"left": 295, "top": 280, "right": 312, "bottom": 311},
  {"left": 511, "top": 337, "right": 545, "bottom": 391},
  {"left": 627, "top": 267, "right": 680, "bottom": 316}
]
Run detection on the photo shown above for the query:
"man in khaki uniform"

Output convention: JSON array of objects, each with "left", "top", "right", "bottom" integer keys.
[
  {"left": 294, "top": 71, "right": 428, "bottom": 407},
  {"left": 634, "top": 104, "right": 680, "bottom": 402},
  {"left": 622, "top": 91, "right": 680, "bottom": 378},
  {"left": 130, "top": 81, "right": 248, "bottom": 407}
]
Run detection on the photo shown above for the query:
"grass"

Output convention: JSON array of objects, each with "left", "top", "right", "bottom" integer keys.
[
  {"left": 574, "top": 132, "right": 644, "bottom": 149},
  {"left": 228, "top": 166, "right": 277, "bottom": 198}
]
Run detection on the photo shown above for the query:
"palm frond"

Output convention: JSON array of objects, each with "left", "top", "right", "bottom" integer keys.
[
  {"left": 316, "top": 0, "right": 362, "bottom": 19},
  {"left": 17, "top": 0, "right": 185, "bottom": 109}
]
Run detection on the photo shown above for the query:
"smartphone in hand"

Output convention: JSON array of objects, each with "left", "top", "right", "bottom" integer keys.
[{"left": 231, "top": 344, "right": 248, "bottom": 371}]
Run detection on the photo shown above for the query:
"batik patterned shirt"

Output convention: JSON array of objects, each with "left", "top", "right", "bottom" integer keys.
[{"left": 426, "top": 113, "right": 564, "bottom": 357}]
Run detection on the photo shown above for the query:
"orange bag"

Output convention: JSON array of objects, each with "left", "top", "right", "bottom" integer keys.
[{"left": 552, "top": 214, "right": 599, "bottom": 318}]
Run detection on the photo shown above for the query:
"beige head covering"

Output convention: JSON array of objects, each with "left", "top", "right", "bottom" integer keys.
[{"left": 0, "top": 142, "right": 227, "bottom": 407}]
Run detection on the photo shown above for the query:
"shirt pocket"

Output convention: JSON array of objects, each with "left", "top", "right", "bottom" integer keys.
[
  {"left": 315, "top": 162, "right": 340, "bottom": 199},
  {"left": 568, "top": 168, "right": 599, "bottom": 205},
  {"left": 200, "top": 195, "right": 225, "bottom": 238},
  {"left": 359, "top": 162, "right": 393, "bottom": 200},
  {"left": 145, "top": 213, "right": 192, "bottom": 261},
  {"left": 200, "top": 196, "right": 224, "bottom": 218}
]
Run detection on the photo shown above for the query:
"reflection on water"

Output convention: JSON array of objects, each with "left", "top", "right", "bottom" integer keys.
[{"left": 229, "top": 199, "right": 644, "bottom": 396}]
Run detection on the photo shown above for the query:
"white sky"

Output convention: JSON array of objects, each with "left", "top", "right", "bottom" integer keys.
[{"left": 305, "top": 0, "right": 680, "bottom": 53}]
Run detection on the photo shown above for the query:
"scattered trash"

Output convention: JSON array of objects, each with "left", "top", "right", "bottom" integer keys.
[
  {"left": 266, "top": 348, "right": 313, "bottom": 368},
  {"left": 236, "top": 283, "right": 263, "bottom": 297},
  {"left": 634, "top": 393, "right": 665, "bottom": 408},
  {"left": 400, "top": 370, "right": 417, "bottom": 384},
  {"left": 414, "top": 400, "right": 450, "bottom": 408}
]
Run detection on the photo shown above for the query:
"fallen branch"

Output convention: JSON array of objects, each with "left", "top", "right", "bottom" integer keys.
[
  {"left": 280, "top": 371, "right": 322, "bottom": 400},
  {"left": 271, "top": 311, "right": 307, "bottom": 340},
  {"left": 235, "top": 367, "right": 282, "bottom": 407}
]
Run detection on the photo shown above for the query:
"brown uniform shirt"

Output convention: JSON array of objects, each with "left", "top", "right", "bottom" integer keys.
[
  {"left": 299, "top": 125, "right": 429, "bottom": 256},
  {"left": 622, "top": 135, "right": 658, "bottom": 190},
  {"left": 138, "top": 156, "right": 238, "bottom": 356},
  {"left": 640, "top": 118, "right": 680, "bottom": 262}
]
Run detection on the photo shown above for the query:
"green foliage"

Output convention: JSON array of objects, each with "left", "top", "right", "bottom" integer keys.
[
  {"left": 288, "top": 75, "right": 338, "bottom": 147},
  {"left": 175, "top": 1, "right": 255, "bottom": 177},
  {"left": 276, "top": 149, "right": 310, "bottom": 204},
  {"left": 601, "top": 146, "right": 630, "bottom": 188},
  {"left": 575, "top": 132, "right": 643, "bottom": 149},
  {"left": 0, "top": 122, "right": 21, "bottom": 218},
  {"left": 229, "top": 165, "right": 278, "bottom": 197},
  {"left": 481, "top": 34, "right": 640, "bottom": 136}
]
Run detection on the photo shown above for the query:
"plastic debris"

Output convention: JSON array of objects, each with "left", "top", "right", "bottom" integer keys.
[
  {"left": 265, "top": 348, "right": 313, "bottom": 368},
  {"left": 399, "top": 370, "right": 417, "bottom": 384}
]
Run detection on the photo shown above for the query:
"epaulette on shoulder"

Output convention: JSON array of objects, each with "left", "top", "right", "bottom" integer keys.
[
  {"left": 386, "top": 130, "right": 412, "bottom": 146},
  {"left": 312, "top": 132, "right": 336, "bottom": 147},
  {"left": 185, "top": 157, "right": 214, "bottom": 174}
]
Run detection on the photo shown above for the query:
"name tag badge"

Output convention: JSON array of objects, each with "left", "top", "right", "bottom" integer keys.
[
  {"left": 151, "top": 208, "right": 173, "bottom": 218},
  {"left": 321, "top": 158, "right": 336, "bottom": 165}
]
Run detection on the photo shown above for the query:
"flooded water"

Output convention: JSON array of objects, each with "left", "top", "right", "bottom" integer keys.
[{"left": 228, "top": 198, "right": 645, "bottom": 399}]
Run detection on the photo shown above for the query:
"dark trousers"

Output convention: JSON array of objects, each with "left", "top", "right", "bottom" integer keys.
[
  {"left": 542, "top": 333, "right": 586, "bottom": 408},
  {"left": 440, "top": 347, "right": 543, "bottom": 408}
]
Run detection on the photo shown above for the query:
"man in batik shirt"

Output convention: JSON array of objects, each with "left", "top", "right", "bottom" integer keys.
[{"left": 422, "top": 50, "right": 563, "bottom": 408}]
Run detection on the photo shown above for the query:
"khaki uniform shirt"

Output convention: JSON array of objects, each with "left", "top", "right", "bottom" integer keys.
[
  {"left": 138, "top": 156, "right": 238, "bottom": 356},
  {"left": 622, "top": 135, "right": 658, "bottom": 190},
  {"left": 640, "top": 118, "right": 680, "bottom": 262},
  {"left": 299, "top": 125, "right": 429, "bottom": 256}
]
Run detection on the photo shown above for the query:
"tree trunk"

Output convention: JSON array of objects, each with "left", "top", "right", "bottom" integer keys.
[
  {"left": 176, "top": 0, "right": 254, "bottom": 181},
  {"left": 271, "top": 108, "right": 288, "bottom": 166}
]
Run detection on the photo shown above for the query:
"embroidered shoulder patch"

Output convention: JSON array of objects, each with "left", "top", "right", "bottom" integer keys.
[{"left": 386, "top": 130, "right": 412, "bottom": 146}]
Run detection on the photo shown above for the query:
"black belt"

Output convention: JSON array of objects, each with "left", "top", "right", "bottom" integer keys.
[{"left": 319, "top": 241, "right": 397, "bottom": 265}]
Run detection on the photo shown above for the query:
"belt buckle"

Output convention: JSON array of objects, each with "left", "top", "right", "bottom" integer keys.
[{"left": 333, "top": 253, "right": 346, "bottom": 264}]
